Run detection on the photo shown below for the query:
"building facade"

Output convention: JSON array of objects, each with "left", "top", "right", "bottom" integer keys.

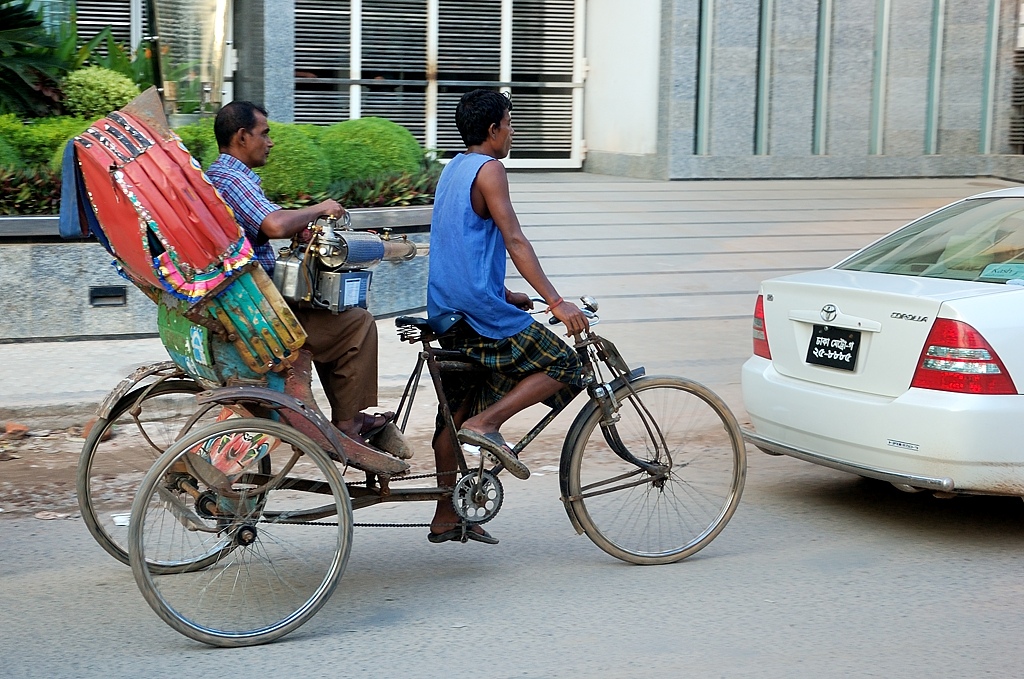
[{"left": 66, "top": 0, "right": 1024, "bottom": 179}]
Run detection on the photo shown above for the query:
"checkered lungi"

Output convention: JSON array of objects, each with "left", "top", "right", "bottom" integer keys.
[{"left": 436, "top": 320, "right": 585, "bottom": 430}]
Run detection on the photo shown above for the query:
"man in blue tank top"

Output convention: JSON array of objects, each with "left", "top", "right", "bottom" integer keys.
[{"left": 426, "top": 89, "right": 588, "bottom": 544}]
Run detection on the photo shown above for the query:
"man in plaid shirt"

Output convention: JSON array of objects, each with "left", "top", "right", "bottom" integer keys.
[{"left": 208, "top": 101, "right": 393, "bottom": 446}]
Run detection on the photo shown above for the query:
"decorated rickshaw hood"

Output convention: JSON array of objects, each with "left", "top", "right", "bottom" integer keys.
[{"left": 58, "top": 87, "right": 252, "bottom": 303}]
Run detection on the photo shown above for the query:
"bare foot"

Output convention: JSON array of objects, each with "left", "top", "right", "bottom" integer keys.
[{"left": 459, "top": 416, "right": 497, "bottom": 437}]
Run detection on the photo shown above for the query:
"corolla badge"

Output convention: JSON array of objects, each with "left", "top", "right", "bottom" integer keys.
[
  {"left": 820, "top": 304, "right": 837, "bottom": 322},
  {"left": 890, "top": 312, "right": 928, "bottom": 322}
]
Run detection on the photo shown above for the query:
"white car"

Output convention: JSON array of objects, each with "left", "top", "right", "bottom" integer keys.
[{"left": 741, "top": 187, "right": 1024, "bottom": 497}]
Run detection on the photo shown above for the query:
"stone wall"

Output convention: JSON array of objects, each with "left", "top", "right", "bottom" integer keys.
[
  {"left": 585, "top": 0, "right": 1024, "bottom": 180},
  {"left": 0, "top": 240, "right": 157, "bottom": 342},
  {"left": 0, "top": 208, "right": 431, "bottom": 342}
]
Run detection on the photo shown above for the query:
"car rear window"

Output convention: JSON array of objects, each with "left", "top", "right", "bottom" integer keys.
[{"left": 838, "top": 197, "right": 1024, "bottom": 282}]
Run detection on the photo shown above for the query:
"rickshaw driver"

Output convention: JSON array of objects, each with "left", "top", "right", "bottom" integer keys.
[
  {"left": 426, "top": 89, "right": 589, "bottom": 544},
  {"left": 207, "top": 101, "right": 398, "bottom": 448}
]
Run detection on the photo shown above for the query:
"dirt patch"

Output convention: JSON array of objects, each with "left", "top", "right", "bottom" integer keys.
[
  {"left": 0, "top": 408, "right": 570, "bottom": 520},
  {"left": 0, "top": 429, "right": 85, "bottom": 518}
]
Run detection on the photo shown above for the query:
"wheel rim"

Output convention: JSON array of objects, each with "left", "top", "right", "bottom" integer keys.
[
  {"left": 129, "top": 419, "right": 352, "bottom": 647},
  {"left": 78, "top": 380, "right": 218, "bottom": 566},
  {"left": 569, "top": 377, "right": 745, "bottom": 563}
]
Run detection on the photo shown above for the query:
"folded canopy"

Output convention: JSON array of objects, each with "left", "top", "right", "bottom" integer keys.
[{"left": 61, "top": 88, "right": 251, "bottom": 303}]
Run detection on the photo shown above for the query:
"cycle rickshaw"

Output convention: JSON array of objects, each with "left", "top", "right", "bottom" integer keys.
[{"left": 67, "top": 90, "right": 747, "bottom": 647}]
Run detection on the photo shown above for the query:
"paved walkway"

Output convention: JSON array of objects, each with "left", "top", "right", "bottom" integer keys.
[{"left": 0, "top": 174, "right": 1016, "bottom": 428}]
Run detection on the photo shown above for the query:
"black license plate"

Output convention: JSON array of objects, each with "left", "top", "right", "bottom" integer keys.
[{"left": 806, "top": 325, "right": 860, "bottom": 371}]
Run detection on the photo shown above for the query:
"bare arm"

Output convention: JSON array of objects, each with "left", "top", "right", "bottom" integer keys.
[
  {"left": 475, "top": 161, "right": 588, "bottom": 336},
  {"left": 260, "top": 199, "right": 344, "bottom": 239}
]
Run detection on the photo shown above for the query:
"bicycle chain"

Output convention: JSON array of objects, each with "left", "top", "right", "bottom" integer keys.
[
  {"left": 257, "top": 519, "right": 462, "bottom": 528},
  {"left": 255, "top": 466, "right": 496, "bottom": 528},
  {"left": 343, "top": 469, "right": 442, "bottom": 487},
  {"left": 267, "top": 468, "right": 462, "bottom": 528}
]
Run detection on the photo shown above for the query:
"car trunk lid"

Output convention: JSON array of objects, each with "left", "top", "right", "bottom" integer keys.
[{"left": 760, "top": 269, "right": 1008, "bottom": 398}]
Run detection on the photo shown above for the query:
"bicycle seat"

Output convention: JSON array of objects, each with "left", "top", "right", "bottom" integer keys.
[{"left": 396, "top": 313, "right": 464, "bottom": 337}]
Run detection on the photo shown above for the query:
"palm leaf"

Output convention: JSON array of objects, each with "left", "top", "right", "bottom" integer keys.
[{"left": 0, "top": 0, "right": 65, "bottom": 115}]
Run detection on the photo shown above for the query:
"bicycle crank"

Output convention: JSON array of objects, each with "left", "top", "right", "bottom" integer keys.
[{"left": 452, "top": 470, "right": 503, "bottom": 524}]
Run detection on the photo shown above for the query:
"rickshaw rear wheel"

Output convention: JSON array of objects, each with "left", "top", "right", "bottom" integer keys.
[{"left": 129, "top": 418, "right": 353, "bottom": 647}]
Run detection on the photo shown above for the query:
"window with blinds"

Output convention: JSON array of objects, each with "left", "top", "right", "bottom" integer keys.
[
  {"left": 74, "top": 0, "right": 133, "bottom": 43},
  {"left": 73, "top": 0, "right": 148, "bottom": 50},
  {"left": 361, "top": 0, "right": 428, "bottom": 141},
  {"left": 510, "top": 0, "right": 575, "bottom": 157},
  {"left": 294, "top": 0, "right": 582, "bottom": 166},
  {"left": 294, "top": 2, "right": 351, "bottom": 122}
]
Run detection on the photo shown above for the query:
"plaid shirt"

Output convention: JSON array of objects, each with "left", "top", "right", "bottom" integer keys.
[{"left": 207, "top": 153, "right": 281, "bottom": 275}]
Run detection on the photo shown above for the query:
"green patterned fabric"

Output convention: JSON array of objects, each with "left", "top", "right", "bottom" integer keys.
[{"left": 439, "top": 320, "right": 585, "bottom": 420}]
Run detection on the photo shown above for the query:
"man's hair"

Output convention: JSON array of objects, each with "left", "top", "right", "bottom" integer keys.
[
  {"left": 214, "top": 100, "right": 269, "bottom": 149},
  {"left": 455, "top": 89, "right": 513, "bottom": 146}
]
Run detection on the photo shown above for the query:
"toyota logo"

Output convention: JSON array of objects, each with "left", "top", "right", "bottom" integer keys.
[{"left": 820, "top": 304, "right": 837, "bottom": 322}]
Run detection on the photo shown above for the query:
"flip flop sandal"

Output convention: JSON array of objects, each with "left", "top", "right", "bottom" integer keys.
[
  {"left": 457, "top": 428, "right": 531, "bottom": 480},
  {"left": 359, "top": 411, "right": 396, "bottom": 438},
  {"left": 427, "top": 526, "right": 499, "bottom": 544}
]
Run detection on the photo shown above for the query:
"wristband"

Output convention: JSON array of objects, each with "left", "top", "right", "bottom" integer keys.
[{"left": 546, "top": 297, "right": 563, "bottom": 313}]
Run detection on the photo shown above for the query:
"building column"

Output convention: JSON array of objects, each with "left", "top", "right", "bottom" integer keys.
[{"left": 232, "top": 0, "right": 294, "bottom": 121}]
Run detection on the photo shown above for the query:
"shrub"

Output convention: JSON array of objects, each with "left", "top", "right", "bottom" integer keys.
[
  {"left": 276, "top": 164, "right": 441, "bottom": 211},
  {"left": 319, "top": 117, "right": 423, "bottom": 182},
  {"left": 0, "top": 136, "right": 21, "bottom": 168},
  {"left": 174, "top": 116, "right": 219, "bottom": 168},
  {"left": 62, "top": 66, "right": 139, "bottom": 119},
  {"left": 0, "top": 113, "right": 89, "bottom": 169},
  {"left": 296, "top": 123, "right": 325, "bottom": 144},
  {"left": 255, "top": 123, "right": 331, "bottom": 200},
  {"left": 0, "top": 165, "right": 60, "bottom": 214},
  {"left": 24, "top": 116, "right": 89, "bottom": 170},
  {"left": 0, "top": 113, "right": 29, "bottom": 156}
]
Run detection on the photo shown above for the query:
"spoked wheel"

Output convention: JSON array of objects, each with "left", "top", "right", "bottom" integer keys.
[
  {"left": 77, "top": 378, "right": 221, "bottom": 567},
  {"left": 564, "top": 376, "right": 746, "bottom": 565},
  {"left": 129, "top": 419, "right": 352, "bottom": 647}
]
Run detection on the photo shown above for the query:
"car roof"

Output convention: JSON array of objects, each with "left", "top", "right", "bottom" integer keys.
[{"left": 968, "top": 186, "right": 1024, "bottom": 200}]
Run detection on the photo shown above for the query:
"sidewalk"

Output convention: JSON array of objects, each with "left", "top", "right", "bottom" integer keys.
[
  {"left": 0, "top": 324, "right": 420, "bottom": 428},
  {"left": 1, "top": 173, "right": 1015, "bottom": 428}
]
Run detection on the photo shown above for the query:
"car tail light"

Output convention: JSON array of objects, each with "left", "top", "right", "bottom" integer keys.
[
  {"left": 910, "top": 318, "right": 1017, "bottom": 394},
  {"left": 752, "top": 295, "right": 771, "bottom": 359}
]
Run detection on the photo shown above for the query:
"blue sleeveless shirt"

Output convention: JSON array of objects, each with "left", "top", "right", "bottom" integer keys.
[{"left": 427, "top": 153, "right": 533, "bottom": 339}]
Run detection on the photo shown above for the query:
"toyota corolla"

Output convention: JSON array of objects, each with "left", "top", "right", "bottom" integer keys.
[{"left": 742, "top": 187, "right": 1024, "bottom": 497}]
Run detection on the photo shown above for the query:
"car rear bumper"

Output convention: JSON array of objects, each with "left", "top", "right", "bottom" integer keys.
[
  {"left": 741, "top": 429, "right": 954, "bottom": 491},
  {"left": 742, "top": 356, "right": 1024, "bottom": 495}
]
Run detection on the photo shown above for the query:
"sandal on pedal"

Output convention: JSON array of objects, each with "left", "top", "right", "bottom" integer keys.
[
  {"left": 359, "top": 411, "right": 396, "bottom": 439},
  {"left": 427, "top": 526, "right": 499, "bottom": 545},
  {"left": 457, "top": 429, "right": 530, "bottom": 480}
]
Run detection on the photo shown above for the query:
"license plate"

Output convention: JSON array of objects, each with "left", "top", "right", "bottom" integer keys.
[{"left": 806, "top": 325, "right": 860, "bottom": 371}]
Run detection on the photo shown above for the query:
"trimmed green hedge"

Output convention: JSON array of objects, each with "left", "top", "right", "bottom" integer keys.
[
  {"left": 62, "top": 67, "right": 139, "bottom": 119},
  {"left": 0, "top": 113, "right": 90, "bottom": 170},
  {"left": 254, "top": 123, "right": 332, "bottom": 198},
  {"left": 0, "top": 112, "right": 438, "bottom": 214},
  {"left": 320, "top": 117, "right": 423, "bottom": 182},
  {"left": 174, "top": 117, "right": 219, "bottom": 168},
  {"left": 0, "top": 136, "right": 21, "bottom": 169},
  {"left": 295, "top": 123, "right": 325, "bottom": 144}
]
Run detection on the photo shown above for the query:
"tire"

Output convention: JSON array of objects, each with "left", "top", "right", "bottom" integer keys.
[
  {"left": 77, "top": 379, "right": 217, "bottom": 567},
  {"left": 129, "top": 419, "right": 353, "bottom": 647},
  {"left": 564, "top": 376, "right": 746, "bottom": 565}
]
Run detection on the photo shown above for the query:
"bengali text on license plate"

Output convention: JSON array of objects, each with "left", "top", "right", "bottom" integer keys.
[{"left": 805, "top": 325, "right": 860, "bottom": 371}]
